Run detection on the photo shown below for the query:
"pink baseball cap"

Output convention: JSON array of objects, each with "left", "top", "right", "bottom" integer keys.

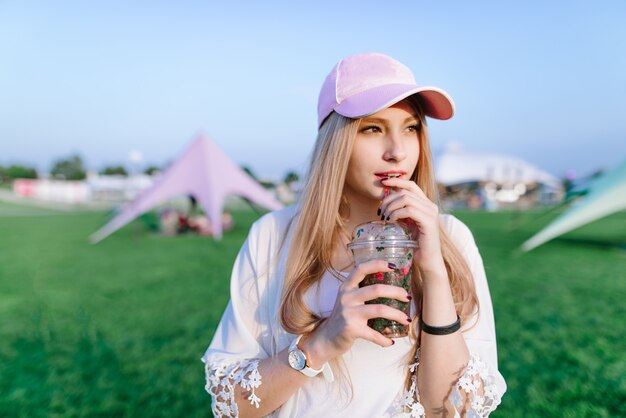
[{"left": 317, "top": 52, "right": 455, "bottom": 128}]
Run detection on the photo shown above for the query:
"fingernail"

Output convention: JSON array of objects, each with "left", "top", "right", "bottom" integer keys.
[
  {"left": 377, "top": 207, "right": 381, "bottom": 216},
  {"left": 380, "top": 213, "right": 385, "bottom": 221},
  {"left": 385, "top": 215, "right": 391, "bottom": 221},
  {"left": 388, "top": 262, "right": 397, "bottom": 269},
  {"left": 407, "top": 317, "right": 412, "bottom": 323},
  {"left": 391, "top": 339, "right": 395, "bottom": 345},
  {"left": 407, "top": 295, "right": 412, "bottom": 301}
]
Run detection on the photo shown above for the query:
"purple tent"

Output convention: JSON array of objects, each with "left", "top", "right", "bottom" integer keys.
[{"left": 90, "top": 133, "right": 283, "bottom": 243}]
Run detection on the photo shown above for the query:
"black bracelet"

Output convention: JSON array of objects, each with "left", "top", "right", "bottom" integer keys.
[{"left": 419, "top": 315, "right": 461, "bottom": 335}]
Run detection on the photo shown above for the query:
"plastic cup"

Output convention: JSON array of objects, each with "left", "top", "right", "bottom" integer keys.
[{"left": 347, "top": 220, "right": 418, "bottom": 338}]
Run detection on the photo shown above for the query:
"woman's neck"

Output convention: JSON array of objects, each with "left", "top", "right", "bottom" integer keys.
[
  {"left": 342, "top": 190, "right": 380, "bottom": 235},
  {"left": 330, "top": 190, "right": 380, "bottom": 273}
]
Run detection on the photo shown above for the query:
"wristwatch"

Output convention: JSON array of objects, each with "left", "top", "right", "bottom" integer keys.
[{"left": 288, "top": 335, "right": 324, "bottom": 377}]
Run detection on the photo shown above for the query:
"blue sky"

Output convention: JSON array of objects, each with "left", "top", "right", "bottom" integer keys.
[{"left": 1, "top": 1, "right": 625, "bottom": 180}]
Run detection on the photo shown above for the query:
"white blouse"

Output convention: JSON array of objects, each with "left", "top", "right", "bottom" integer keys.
[{"left": 202, "top": 205, "right": 506, "bottom": 417}]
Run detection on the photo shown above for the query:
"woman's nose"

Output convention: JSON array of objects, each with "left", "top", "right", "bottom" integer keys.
[{"left": 383, "top": 132, "right": 406, "bottom": 162}]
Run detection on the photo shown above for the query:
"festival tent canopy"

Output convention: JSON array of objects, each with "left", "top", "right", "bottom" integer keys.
[
  {"left": 435, "top": 145, "right": 560, "bottom": 188},
  {"left": 521, "top": 158, "right": 626, "bottom": 251},
  {"left": 90, "top": 133, "right": 283, "bottom": 243}
]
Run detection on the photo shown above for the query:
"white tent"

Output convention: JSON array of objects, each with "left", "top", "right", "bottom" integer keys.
[
  {"left": 521, "top": 158, "right": 626, "bottom": 251},
  {"left": 90, "top": 133, "right": 283, "bottom": 243},
  {"left": 435, "top": 144, "right": 560, "bottom": 188}
]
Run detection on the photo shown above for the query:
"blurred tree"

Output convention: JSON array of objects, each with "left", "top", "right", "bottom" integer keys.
[
  {"left": 241, "top": 165, "right": 275, "bottom": 189},
  {"left": 562, "top": 177, "right": 574, "bottom": 195},
  {"left": 143, "top": 165, "right": 161, "bottom": 176},
  {"left": 259, "top": 180, "right": 275, "bottom": 189},
  {"left": 241, "top": 165, "right": 257, "bottom": 180},
  {"left": 100, "top": 165, "right": 128, "bottom": 176},
  {"left": 0, "top": 164, "right": 38, "bottom": 181},
  {"left": 50, "top": 154, "right": 86, "bottom": 180},
  {"left": 283, "top": 170, "right": 300, "bottom": 184}
]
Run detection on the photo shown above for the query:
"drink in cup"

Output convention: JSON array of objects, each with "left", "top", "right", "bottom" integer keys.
[{"left": 347, "top": 220, "right": 418, "bottom": 338}]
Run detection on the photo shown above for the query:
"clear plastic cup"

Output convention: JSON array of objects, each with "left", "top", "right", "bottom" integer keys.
[{"left": 347, "top": 220, "right": 418, "bottom": 338}]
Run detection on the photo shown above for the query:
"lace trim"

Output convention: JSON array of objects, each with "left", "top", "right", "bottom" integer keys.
[
  {"left": 449, "top": 353, "right": 502, "bottom": 417},
  {"left": 204, "top": 358, "right": 262, "bottom": 417},
  {"left": 393, "top": 348, "right": 425, "bottom": 418},
  {"left": 393, "top": 350, "right": 502, "bottom": 418}
]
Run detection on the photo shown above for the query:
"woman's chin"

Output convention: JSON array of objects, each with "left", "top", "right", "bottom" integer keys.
[{"left": 344, "top": 185, "right": 386, "bottom": 204}]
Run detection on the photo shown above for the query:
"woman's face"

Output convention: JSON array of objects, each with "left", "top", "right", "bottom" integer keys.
[{"left": 344, "top": 99, "right": 421, "bottom": 202}]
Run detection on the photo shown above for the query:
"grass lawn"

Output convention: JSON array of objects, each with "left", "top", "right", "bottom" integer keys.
[{"left": 0, "top": 201, "right": 624, "bottom": 417}]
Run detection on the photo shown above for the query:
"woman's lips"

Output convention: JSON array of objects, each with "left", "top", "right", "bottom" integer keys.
[{"left": 375, "top": 172, "right": 405, "bottom": 179}]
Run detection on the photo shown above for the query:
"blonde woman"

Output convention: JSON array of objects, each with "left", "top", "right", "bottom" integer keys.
[{"left": 202, "top": 52, "right": 506, "bottom": 417}]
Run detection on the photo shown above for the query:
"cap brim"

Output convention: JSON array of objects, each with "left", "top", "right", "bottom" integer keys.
[{"left": 334, "top": 83, "right": 455, "bottom": 121}]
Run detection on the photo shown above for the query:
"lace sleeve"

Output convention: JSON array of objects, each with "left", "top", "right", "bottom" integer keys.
[
  {"left": 201, "top": 217, "right": 275, "bottom": 417},
  {"left": 448, "top": 353, "right": 502, "bottom": 417},
  {"left": 395, "top": 350, "right": 503, "bottom": 418},
  {"left": 204, "top": 357, "right": 263, "bottom": 417}
]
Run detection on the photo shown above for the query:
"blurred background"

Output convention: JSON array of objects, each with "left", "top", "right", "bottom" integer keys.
[{"left": 1, "top": 1, "right": 625, "bottom": 417}]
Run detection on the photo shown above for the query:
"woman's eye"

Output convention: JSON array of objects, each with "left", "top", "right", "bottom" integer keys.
[
  {"left": 361, "top": 125, "right": 382, "bottom": 134},
  {"left": 406, "top": 124, "right": 420, "bottom": 133}
]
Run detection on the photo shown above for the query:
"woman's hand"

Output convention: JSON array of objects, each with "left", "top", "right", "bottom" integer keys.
[
  {"left": 378, "top": 177, "right": 446, "bottom": 274},
  {"left": 301, "top": 259, "right": 411, "bottom": 367}
]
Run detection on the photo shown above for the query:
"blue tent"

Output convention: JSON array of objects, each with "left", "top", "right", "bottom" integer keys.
[{"left": 521, "top": 159, "right": 626, "bottom": 251}]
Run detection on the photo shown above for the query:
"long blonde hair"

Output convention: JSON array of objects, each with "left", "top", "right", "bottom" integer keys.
[
  {"left": 279, "top": 110, "right": 358, "bottom": 333},
  {"left": 280, "top": 96, "right": 478, "bottom": 336}
]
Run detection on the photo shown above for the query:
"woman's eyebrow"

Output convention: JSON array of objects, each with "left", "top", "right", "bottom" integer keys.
[
  {"left": 360, "top": 117, "right": 386, "bottom": 124},
  {"left": 404, "top": 116, "right": 419, "bottom": 124},
  {"left": 359, "top": 116, "right": 419, "bottom": 125}
]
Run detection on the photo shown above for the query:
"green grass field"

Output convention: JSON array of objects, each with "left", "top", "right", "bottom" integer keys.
[{"left": 1, "top": 201, "right": 624, "bottom": 417}]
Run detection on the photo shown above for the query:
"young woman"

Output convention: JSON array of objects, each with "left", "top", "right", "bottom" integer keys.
[{"left": 202, "top": 52, "right": 506, "bottom": 417}]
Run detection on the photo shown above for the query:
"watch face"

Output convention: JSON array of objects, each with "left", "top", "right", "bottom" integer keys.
[{"left": 288, "top": 349, "right": 306, "bottom": 370}]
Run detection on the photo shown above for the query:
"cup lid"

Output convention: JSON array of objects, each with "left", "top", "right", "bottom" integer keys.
[{"left": 347, "top": 220, "right": 418, "bottom": 249}]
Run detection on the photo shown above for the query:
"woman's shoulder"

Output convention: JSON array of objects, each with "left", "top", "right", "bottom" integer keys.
[
  {"left": 438, "top": 213, "right": 477, "bottom": 253},
  {"left": 246, "top": 204, "right": 299, "bottom": 246},
  {"left": 252, "top": 205, "right": 298, "bottom": 233}
]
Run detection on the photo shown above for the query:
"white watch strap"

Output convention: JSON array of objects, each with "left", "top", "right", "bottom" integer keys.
[
  {"left": 299, "top": 364, "right": 321, "bottom": 377},
  {"left": 290, "top": 335, "right": 334, "bottom": 382}
]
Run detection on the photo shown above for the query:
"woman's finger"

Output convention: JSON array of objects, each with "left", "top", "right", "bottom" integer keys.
[
  {"left": 343, "top": 259, "right": 395, "bottom": 290},
  {"left": 358, "top": 303, "right": 412, "bottom": 325},
  {"left": 379, "top": 191, "right": 420, "bottom": 219},
  {"left": 359, "top": 326, "right": 396, "bottom": 348},
  {"left": 386, "top": 206, "right": 438, "bottom": 227},
  {"left": 381, "top": 177, "right": 425, "bottom": 197},
  {"left": 378, "top": 179, "right": 433, "bottom": 216},
  {"left": 352, "top": 283, "right": 410, "bottom": 304}
]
